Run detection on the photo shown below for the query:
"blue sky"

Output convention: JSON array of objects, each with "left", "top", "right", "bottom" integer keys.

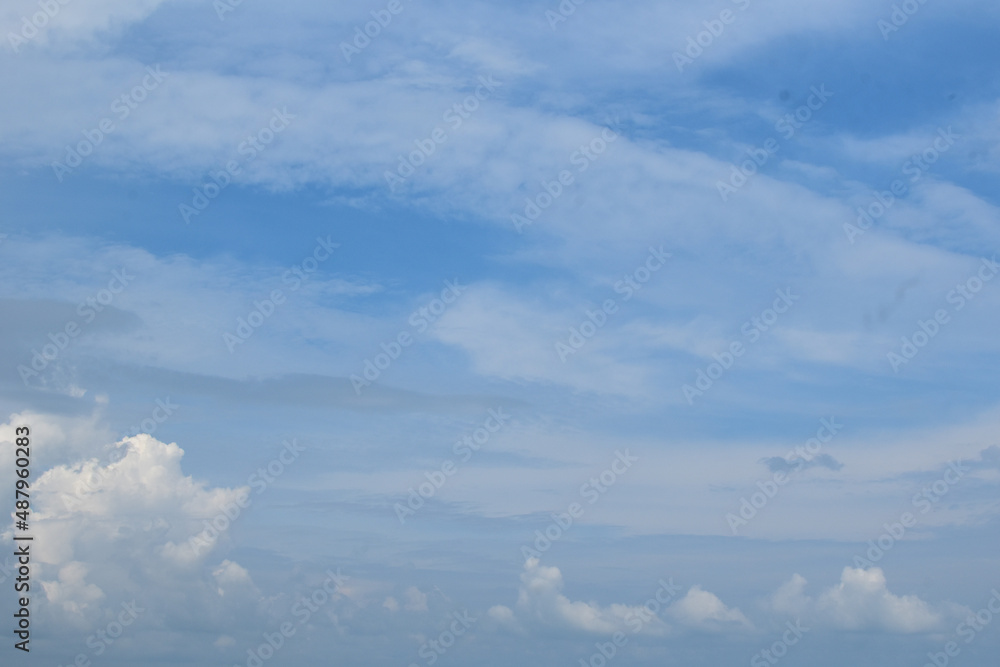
[{"left": 1, "top": 0, "right": 999, "bottom": 665}]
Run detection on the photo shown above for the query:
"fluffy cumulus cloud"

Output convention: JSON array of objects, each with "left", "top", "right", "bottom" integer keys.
[
  {"left": 1, "top": 430, "right": 262, "bottom": 634},
  {"left": 0, "top": 410, "right": 461, "bottom": 656},
  {"left": 817, "top": 568, "right": 946, "bottom": 633},
  {"left": 41, "top": 561, "right": 105, "bottom": 619},
  {"left": 667, "top": 585, "right": 752, "bottom": 630},
  {"left": 489, "top": 559, "right": 747, "bottom": 636},
  {"left": 768, "top": 568, "right": 966, "bottom": 634},
  {"left": 0, "top": 404, "right": 119, "bottom": 477}
]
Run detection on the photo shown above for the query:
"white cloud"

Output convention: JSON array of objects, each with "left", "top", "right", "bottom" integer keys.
[
  {"left": 403, "top": 586, "right": 429, "bottom": 612},
  {"left": 16, "top": 433, "right": 249, "bottom": 568},
  {"left": 817, "top": 567, "right": 944, "bottom": 633},
  {"left": 768, "top": 573, "right": 810, "bottom": 616},
  {"left": 489, "top": 558, "right": 666, "bottom": 635},
  {"left": 667, "top": 585, "right": 752, "bottom": 630},
  {"left": 213, "top": 560, "right": 257, "bottom": 597},
  {"left": 767, "top": 568, "right": 965, "bottom": 634},
  {"left": 40, "top": 561, "right": 105, "bottom": 620},
  {"left": 1, "top": 430, "right": 262, "bottom": 635},
  {"left": 490, "top": 558, "right": 748, "bottom": 636},
  {"left": 0, "top": 405, "right": 118, "bottom": 474}
]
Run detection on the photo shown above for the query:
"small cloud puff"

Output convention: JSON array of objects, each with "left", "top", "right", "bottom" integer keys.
[{"left": 760, "top": 453, "right": 843, "bottom": 474}]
